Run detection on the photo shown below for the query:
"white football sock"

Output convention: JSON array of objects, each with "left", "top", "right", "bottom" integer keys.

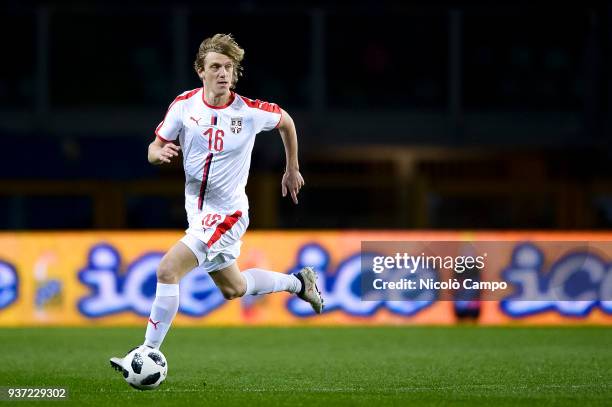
[
  {"left": 144, "top": 283, "right": 179, "bottom": 349},
  {"left": 242, "top": 268, "right": 301, "bottom": 295}
]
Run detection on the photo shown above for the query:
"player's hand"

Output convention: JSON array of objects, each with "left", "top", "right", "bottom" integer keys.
[
  {"left": 282, "top": 169, "right": 304, "bottom": 204},
  {"left": 157, "top": 143, "right": 181, "bottom": 164}
]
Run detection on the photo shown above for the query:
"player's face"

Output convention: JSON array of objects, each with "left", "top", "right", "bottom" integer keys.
[{"left": 201, "top": 52, "right": 234, "bottom": 95}]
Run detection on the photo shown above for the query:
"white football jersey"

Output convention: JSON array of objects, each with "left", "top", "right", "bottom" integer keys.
[{"left": 155, "top": 87, "right": 281, "bottom": 246}]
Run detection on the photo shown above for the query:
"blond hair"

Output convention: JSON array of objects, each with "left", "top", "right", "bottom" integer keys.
[{"left": 194, "top": 33, "right": 244, "bottom": 88}]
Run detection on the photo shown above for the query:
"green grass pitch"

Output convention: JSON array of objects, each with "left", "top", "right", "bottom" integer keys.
[{"left": 1, "top": 326, "right": 611, "bottom": 406}]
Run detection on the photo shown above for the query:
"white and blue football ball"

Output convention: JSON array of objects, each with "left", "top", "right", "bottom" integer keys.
[{"left": 122, "top": 346, "right": 168, "bottom": 390}]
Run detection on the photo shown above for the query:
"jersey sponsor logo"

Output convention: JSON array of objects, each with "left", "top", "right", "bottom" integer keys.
[
  {"left": 230, "top": 117, "right": 243, "bottom": 134},
  {"left": 190, "top": 116, "right": 203, "bottom": 126}
]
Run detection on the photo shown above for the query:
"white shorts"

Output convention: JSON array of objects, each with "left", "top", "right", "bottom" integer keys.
[
  {"left": 180, "top": 233, "right": 240, "bottom": 273},
  {"left": 180, "top": 211, "right": 248, "bottom": 273}
]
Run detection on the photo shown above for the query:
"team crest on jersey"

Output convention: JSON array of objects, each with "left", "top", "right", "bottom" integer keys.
[{"left": 230, "top": 117, "right": 243, "bottom": 134}]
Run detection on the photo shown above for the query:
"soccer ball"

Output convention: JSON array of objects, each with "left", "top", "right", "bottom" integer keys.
[{"left": 121, "top": 346, "right": 168, "bottom": 390}]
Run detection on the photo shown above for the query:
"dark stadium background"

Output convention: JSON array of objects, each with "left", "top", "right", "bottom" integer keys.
[{"left": 1, "top": 1, "right": 611, "bottom": 231}]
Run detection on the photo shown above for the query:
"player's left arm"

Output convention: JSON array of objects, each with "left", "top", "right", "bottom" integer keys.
[{"left": 277, "top": 109, "right": 304, "bottom": 205}]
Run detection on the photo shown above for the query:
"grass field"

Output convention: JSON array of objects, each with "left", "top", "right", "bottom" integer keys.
[{"left": 1, "top": 326, "right": 611, "bottom": 406}]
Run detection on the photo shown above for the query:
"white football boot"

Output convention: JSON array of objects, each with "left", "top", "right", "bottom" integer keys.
[
  {"left": 295, "top": 267, "right": 324, "bottom": 314},
  {"left": 109, "top": 356, "right": 123, "bottom": 373},
  {"left": 109, "top": 346, "right": 140, "bottom": 373}
]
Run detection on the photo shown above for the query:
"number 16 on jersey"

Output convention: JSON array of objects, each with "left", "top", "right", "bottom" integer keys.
[{"left": 204, "top": 128, "right": 224, "bottom": 152}]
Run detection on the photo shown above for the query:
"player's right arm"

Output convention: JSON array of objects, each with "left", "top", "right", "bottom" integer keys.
[
  {"left": 148, "top": 137, "right": 180, "bottom": 165},
  {"left": 149, "top": 91, "right": 191, "bottom": 165}
]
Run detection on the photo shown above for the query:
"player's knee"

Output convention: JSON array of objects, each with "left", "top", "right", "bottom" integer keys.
[
  {"left": 157, "top": 257, "right": 179, "bottom": 284},
  {"left": 219, "top": 284, "right": 246, "bottom": 300},
  {"left": 220, "top": 287, "right": 242, "bottom": 300}
]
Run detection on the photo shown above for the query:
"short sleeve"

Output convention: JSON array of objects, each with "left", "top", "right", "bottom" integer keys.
[
  {"left": 241, "top": 97, "right": 282, "bottom": 133},
  {"left": 258, "top": 103, "right": 282, "bottom": 132},
  {"left": 155, "top": 97, "right": 185, "bottom": 142}
]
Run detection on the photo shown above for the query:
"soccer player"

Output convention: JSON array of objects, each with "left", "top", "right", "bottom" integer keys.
[{"left": 110, "top": 34, "right": 323, "bottom": 370}]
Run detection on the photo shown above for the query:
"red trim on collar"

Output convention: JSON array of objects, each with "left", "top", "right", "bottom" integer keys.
[{"left": 202, "top": 89, "right": 235, "bottom": 109}]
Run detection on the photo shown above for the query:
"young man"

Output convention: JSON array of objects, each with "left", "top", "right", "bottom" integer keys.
[{"left": 110, "top": 34, "right": 323, "bottom": 369}]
